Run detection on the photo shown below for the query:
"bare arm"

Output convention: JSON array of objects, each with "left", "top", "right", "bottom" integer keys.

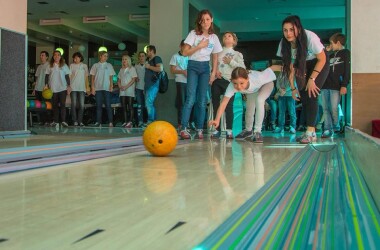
[
  {"left": 182, "top": 39, "right": 209, "bottom": 56},
  {"left": 306, "top": 50, "right": 326, "bottom": 98},
  {"left": 91, "top": 75, "right": 95, "bottom": 95},
  {"left": 125, "top": 77, "right": 137, "bottom": 89},
  {"left": 208, "top": 96, "right": 231, "bottom": 129},
  {"left": 170, "top": 65, "right": 186, "bottom": 76},
  {"left": 146, "top": 63, "right": 163, "bottom": 73},
  {"left": 209, "top": 53, "right": 218, "bottom": 84}
]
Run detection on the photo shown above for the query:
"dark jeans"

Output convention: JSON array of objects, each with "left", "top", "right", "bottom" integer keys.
[
  {"left": 176, "top": 82, "right": 187, "bottom": 126},
  {"left": 95, "top": 90, "right": 113, "bottom": 124},
  {"left": 299, "top": 50, "right": 329, "bottom": 127},
  {"left": 70, "top": 91, "right": 85, "bottom": 124},
  {"left": 35, "top": 90, "right": 44, "bottom": 101},
  {"left": 135, "top": 89, "right": 145, "bottom": 125},
  {"left": 212, "top": 78, "right": 234, "bottom": 131},
  {"left": 52, "top": 90, "right": 67, "bottom": 123},
  {"left": 120, "top": 96, "right": 134, "bottom": 124}
]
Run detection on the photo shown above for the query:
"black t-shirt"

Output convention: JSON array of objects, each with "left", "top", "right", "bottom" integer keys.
[{"left": 144, "top": 56, "right": 163, "bottom": 90}]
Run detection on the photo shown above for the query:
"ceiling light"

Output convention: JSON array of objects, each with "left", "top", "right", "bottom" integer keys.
[
  {"left": 83, "top": 16, "right": 108, "bottom": 23},
  {"left": 98, "top": 46, "right": 108, "bottom": 52},
  {"left": 55, "top": 47, "right": 64, "bottom": 55},
  {"left": 39, "top": 18, "right": 63, "bottom": 25},
  {"left": 129, "top": 14, "right": 149, "bottom": 21}
]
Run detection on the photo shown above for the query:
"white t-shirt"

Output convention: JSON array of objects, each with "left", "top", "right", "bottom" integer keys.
[
  {"left": 276, "top": 29, "right": 324, "bottom": 61},
  {"left": 34, "top": 62, "right": 50, "bottom": 91},
  {"left": 118, "top": 67, "right": 137, "bottom": 97},
  {"left": 218, "top": 47, "right": 245, "bottom": 80},
  {"left": 224, "top": 68, "right": 276, "bottom": 98},
  {"left": 169, "top": 52, "right": 188, "bottom": 83},
  {"left": 134, "top": 64, "right": 145, "bottom": 90},
  {"left": 90, "top": 62, "right": 115, "bottom": 91},
  {"left": 70, "top": 63, "right": 89, "bottom": 92},
  {"left": 184, "top": 30, "right": 223, "bottom": 61},
  {"left": 45, "top": 63, "right": 71, "bottom": 93}
]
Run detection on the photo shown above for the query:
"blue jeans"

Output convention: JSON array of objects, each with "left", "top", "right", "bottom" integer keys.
[
  {"left": 95, "top": 90, "right": 113, "bottom": 124},
  {"left": 321, "top": 89, "right": 340, "bottom": 130},
  {"left": 181, "top": 60, "right": 210, "bottom": 130},
  {"left": 267, "top": 99, "right": 278, "bottom": 125},
  {"left": 277, "top": 96, "right": 297, "bottom": 129},
  {"left": 70, "top": 91, "right": 85, "bottom": 123},
  {"left": 145, "top": 81, "right": 159, "bottom": 123},
  {"left": 135, "top": 89, "right": 145, "bottom": 125}
]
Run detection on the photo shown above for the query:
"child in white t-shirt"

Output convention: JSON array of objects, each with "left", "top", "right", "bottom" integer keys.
[
  {"left": 170, "top": 39, "right": 189, "bottom": 129},
  {"left": 90, "top": 51, "right": 116, "bottom": 127},
  {"left": 179, "top": 9, "right": 223, "bottom": 140},
  {"left": 45, "top": 50, "right": 71, "bottom": 127},
  {"left": 33, "top": 51, "right": 49, "bottom": 101},
  {"left": 211, "top": 31, "right": 245, "bottom": 139},
  {"left": 117, "top": 55, "right": 137, "bottom": 128},
  {"left": 209, "top": 65, "right": 281, "bottom": 143},
  {"left": 134, "top": 52, "right": 146, "bottom": 127},
  {"left": 70, "top": 52, "right": 89, "bottom": 126}
]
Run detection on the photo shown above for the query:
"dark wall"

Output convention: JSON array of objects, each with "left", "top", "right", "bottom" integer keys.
[
  {"left": 235, "top": 40, "right": 281, "bottom": 69},
  {"left": 0, "top": 28, "right": 26, "bottom": 131}
]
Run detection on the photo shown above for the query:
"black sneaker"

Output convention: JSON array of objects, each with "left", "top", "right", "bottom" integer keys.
[
  {"left": 252, "top": 132, "right": 263, "bottom": 143},
  {"left": 235, "top": 129, "right": 253, "bottom": 140}
]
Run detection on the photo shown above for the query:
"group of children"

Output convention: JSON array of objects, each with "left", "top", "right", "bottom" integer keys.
[
  {"left": 32, "top": 10, "right": 350, "bottom": 145},
  {"left": 177, "top": 11, "right": 350, "bottom": 144},
  {"left": 33, "top": 47, "right": 162, "bottom": 129}
]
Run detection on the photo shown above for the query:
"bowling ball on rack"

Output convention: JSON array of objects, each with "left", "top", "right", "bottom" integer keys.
[{"left": 45, "top": 101, "right": 52, "bottom": 110}]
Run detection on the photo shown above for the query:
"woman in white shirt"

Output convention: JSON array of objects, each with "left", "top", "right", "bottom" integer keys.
[{"left": 276, "top": 15, "right": 329, "bottom": 144}]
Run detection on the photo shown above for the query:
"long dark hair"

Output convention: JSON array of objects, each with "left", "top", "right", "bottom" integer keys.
[
  {"left": 281, "top": 15, "right": 307, "bottom": 87},
  {"left": 50, "top": 50, "right": 66, "bottom": 68},
  {"left": 195, "top": 9, "right": 215, "bottom": 35}
]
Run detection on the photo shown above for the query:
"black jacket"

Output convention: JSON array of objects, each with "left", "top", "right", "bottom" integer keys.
[{"left": 323, "top": 49, "right": 350, "bottom": 90}]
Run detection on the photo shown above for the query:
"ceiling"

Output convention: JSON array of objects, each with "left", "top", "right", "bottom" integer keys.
[{"left": 27, "top": 0, "right": 347, "bottom": 48}]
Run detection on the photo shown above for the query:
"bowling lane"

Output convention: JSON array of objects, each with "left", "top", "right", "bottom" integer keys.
[
  {"left": 1, "top": 126, "right": 144, "bottom": 149},
  {"left": 0, "top": 138, "right": 303, "bottom": 250}
]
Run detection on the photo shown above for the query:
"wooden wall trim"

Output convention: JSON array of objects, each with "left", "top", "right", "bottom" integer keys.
[{"left": 352, "top": 73, "right": 380, "bottom": 135}]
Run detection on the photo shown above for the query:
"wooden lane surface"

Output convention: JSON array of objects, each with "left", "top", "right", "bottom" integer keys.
[{"left": 0, "top": 138, "right": 302, "bottom": 250}]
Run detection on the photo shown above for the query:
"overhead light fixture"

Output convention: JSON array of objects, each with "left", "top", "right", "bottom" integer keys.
[
  {"left": 39, "top": 18, "right": 63, "bottom": 25},
  {"left": 129, "top": 14, "right": 149, "bottom": 21},
  {"left": 55, "top": 47, "right": 64, "bottom": 55},
  {"left": 83, "top": 16, "right": 108, "bottom": 23},
  {"left": 98, "top": 46, "right": 107, "bottom": 52}
]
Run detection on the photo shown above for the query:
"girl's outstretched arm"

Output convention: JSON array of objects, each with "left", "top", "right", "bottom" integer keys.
[{"left": 208, "top": 96, "right": 231, "bottom": 129}]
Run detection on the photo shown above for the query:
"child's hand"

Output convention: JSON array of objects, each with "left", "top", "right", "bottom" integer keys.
[
  {"left": 208, "top": 120, "right": 219, "bottom": 129},
  {"left": 222, "top": 56, "right": 232, "bottom": 64},
  {"left": 198, "top": 38, "right": 209, "bottom": 49},
  {"left": 291, "top": 89, "right": 300, "bottom": 101}
]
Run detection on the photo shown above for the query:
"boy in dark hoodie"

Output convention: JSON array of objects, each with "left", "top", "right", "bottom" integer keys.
[{"left": 320, "top": 33, "right": 350, "bottom": 138}]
